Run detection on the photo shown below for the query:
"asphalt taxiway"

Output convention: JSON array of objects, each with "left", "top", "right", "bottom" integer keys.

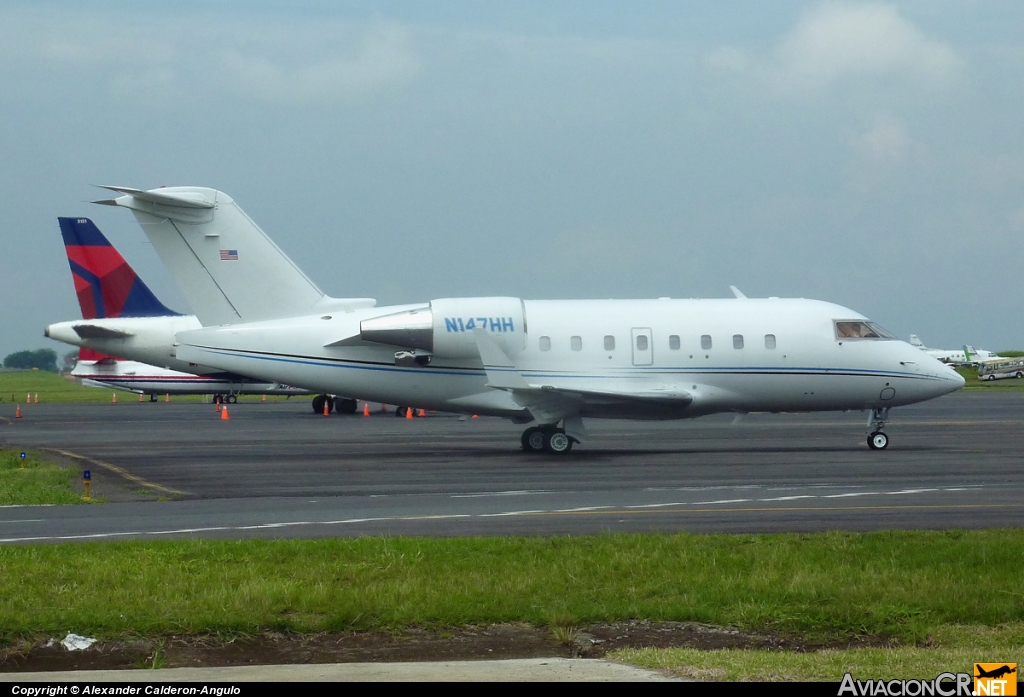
[{"left": 2, "top": 392, "right": 1022, "bottom": 542}]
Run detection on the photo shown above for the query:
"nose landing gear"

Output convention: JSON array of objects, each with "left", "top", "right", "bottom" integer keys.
[
  {"left": 867, "top": 407, "right": 890, "bottom": 450},
  {"left": 521, "top": 425, "right": 576, "bottom": 454}
]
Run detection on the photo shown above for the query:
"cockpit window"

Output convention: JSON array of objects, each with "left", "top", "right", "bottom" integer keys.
[{"left": 834, "top": 320, "right": 896, "bottom": 340}]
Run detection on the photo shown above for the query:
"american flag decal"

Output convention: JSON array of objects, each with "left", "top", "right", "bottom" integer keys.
[{"left": 219, "top": 249, "right": 239, "bottom": 261}]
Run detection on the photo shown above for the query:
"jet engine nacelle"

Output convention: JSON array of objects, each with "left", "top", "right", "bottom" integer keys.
[{"left": 360, "top": 297, "right": 526, "bottom": 359}]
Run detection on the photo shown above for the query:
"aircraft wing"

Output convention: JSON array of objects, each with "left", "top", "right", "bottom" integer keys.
[{"left": 472, "top": 329, "right": 692, "bottom": 422}]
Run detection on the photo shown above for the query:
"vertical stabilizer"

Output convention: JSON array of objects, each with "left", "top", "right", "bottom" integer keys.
[
  {"left": 909, "top": 334, "right": 924, "bottom": 348},
  {"left": 93, "top": 186, "right": 325, "bottom": 326},
  {"left": 58, "top": 217, "right": 178, "bottom": 320}
]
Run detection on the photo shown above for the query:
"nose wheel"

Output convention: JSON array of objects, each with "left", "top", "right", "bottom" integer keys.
[
  {"left": 866, "top": 408, "right": 890, "bottom": 450},
  {"left": 521, "top": 426, "right": 575, "bottom": 454}
]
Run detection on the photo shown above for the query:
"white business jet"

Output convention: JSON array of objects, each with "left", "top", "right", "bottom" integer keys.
[
  {"left": 96, "top": 185, "right": 964, "bottom": 453},
  {"left": 908, "top": 335, "right": 998, "bottom": 366}
]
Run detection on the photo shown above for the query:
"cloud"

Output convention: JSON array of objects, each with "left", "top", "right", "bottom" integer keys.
[
  {"left": 218, "top": 25, "right": 420, "bottom": 102},
  {"left": 0, "top": 9, "right": 420, "bottom": 105},
  {"left": 850, "top": 114, "right": 923, "bottom": 168},
  {"left": 708, "top": 2, "right": 963, "bottom": 93}
]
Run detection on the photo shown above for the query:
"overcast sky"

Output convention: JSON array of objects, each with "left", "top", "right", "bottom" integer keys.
[{"left": 2, "top": 0, "right": 1023, "bottom": 360}]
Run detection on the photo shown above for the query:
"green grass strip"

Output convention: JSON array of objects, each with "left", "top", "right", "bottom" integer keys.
[
  {"left": 0, "top": 449, "right": 84, "bottom": 505},
  {"left": 0, "top": 531, "right": 1021, "bottom": 644},
  {"left": 614, "top": 623, "right": 1024, "bottom": 681}
]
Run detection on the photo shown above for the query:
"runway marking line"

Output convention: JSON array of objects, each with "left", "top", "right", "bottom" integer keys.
[
  {"left": 44, "top": 448, "right": 188, "bottom": 497},
  {"left": 2, "top": 504, "right": 1020, "bottom": 544}
]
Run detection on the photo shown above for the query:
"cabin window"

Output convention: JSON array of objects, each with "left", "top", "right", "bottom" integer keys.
[
  {"left": 733, "top": 334, "right": 744, "bottom": 349},
  {"left": 765, "top": 334, "right": 776, "bottom": 349},
  {"left": 834, "top": 321, "right": 896, "bottom": 340},
  {"left": 604, "top": 335, "right": 615, "bottom": 351},
  {"left": 669, "top": 335, "right": 680, "bottom": 350},
  {"left": 571, "top": 336, "right": 582, "bottom": 351},
  {"left": 540, "top": 336, "right": 551, "bottom": 351},
  {"left": 636, "top": 335, "right": 648, "bottom": 351},
  {"left": 701, "top": 334, "right": 712, "bottom": 350}
]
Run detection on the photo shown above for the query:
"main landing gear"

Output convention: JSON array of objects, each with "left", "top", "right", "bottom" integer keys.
[
  {"left": 521, "top": 425, "right": 576, "bottom": 454},
  {"left": 867, "top": 407, "right": 890, "bottom": 450}
]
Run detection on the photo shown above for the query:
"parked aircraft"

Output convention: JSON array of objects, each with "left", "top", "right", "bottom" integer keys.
[
  {"left": 45, "top": 217, "right": 331, "bottom": 408},
  {"left": 908, "top": 334, "right": 998, "bottom": 365},
  {"left": 97, "top": 185, "right": 965, "bottom": 453}
]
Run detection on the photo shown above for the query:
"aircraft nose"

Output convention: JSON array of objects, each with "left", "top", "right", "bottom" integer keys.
[{"left": 932, "top": 361, "right": 965, "bottom": 394}]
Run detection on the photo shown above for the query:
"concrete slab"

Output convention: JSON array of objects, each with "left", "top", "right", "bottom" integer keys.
[{"left": 2, "top": 658, "right": 680, "bottom": 682}]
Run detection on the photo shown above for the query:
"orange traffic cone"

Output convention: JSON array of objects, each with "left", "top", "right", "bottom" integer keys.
[
  {"left": 472, "top": 414, "right": 479, "bottom": 419},
  {"left": 26, "top": 393, "right": 30, "bottom": 403},
  {"left": 418, "top": 408, "right": 426, "bottom": 417},
  {"left": 406, "top": 407, "right": 413, "bottom": 419},
  {"left": 363, "top": 403, "right": 370, "bottom": 417},
  {"left": 380, "top": 403, "right": 387, "bottom": 413},
  {"left": 165, "top": 393, "right": 170, "bottom": 402},
  {"left": 112, "top": 393, "right": 117, "bottom": 404},
  {"left": 139, "top": 393, "right": 144, "bottom": 402},
  {"left": 34, "top": 393, "right": 38, "bottom": 403},
  {"left": 217, "top": 401, "right": 222, "bottom": 411},
  {"left": 323, "top": 400, "right": 330, "bottom": 416},
  {"left": 221, "top": 406, "right": 229, "bottom": 420},
  {"left": 262, "top": 394, "right": 267, "bottom": 402},
  {"left": 15, "top": 405, "right": 22, "bottom": 418}
]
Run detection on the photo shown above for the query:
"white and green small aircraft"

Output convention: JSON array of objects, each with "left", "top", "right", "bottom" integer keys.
[{"left": 908, "top": 335, "right": 998, "bottom": 366}]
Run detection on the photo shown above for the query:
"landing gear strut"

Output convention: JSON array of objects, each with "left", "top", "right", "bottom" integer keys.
[
  {"left": 867, "top": 407, "right": 890, "bottom": 450},
  {"left": 521, "top": 425, "right": 575, "bottom": 454}
]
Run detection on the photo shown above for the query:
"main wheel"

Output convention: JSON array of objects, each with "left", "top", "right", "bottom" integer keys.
[
  {"left": 334, "top": 397, "right": 358, "bottom": 414},
  {"left": 867, "top": 431, "right": 889, "bottom": 450},
  {"left": 312, "top": 395, "right": 326, "bottom": 413},
  {"left": 544, "top": 430, "right": 573, "bottom": 454},
  {"left": 521, "top": 427, "right": 545, "bottom": 453},
  {"left": 226, "top": 394, "right": 237, "bottom": 404}
]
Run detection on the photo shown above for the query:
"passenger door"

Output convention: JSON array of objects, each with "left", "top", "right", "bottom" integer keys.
[{"left": 631, "top": 327, "right": 653, "bottom": 366}]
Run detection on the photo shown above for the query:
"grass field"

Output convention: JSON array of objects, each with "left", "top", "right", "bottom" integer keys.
[
  {"left": 0, "top": 531, "right": 1020, "bottom": 647},
  {"left": 0, "top": 448, "right": 84, "bottom": 506},
  {"left": 612, "top": 628, "right": 1024, "bottom": 680}
]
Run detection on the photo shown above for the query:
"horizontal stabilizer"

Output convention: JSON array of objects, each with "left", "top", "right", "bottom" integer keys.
[
  {"left": 72, "top": 323, "right": 134, "bottom": 339},
  {"left": 93, "top": 186, "right": 214, "bottom": 209}
]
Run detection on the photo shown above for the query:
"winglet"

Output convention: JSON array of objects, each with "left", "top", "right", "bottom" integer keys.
[{"left": 472, "top": 328, "right": 530, "bottom": 390}]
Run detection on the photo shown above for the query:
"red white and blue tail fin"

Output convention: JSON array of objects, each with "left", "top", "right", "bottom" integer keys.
[{"left": 58, "top": 217, "right": 178, "bottom": 320}]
